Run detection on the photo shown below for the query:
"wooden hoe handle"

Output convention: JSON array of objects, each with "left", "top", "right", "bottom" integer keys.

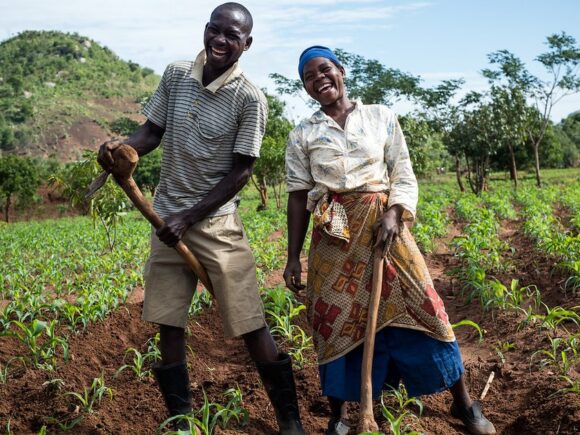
[
  {"left": 357, "top": 243, "right": 387, "bottom": 434},
  {"left": 109, "top": 145, "right": 213, "bottom": 294}
]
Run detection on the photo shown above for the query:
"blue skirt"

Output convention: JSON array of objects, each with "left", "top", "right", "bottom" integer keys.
[{"left": 319, "top": 327, "right": 464, "bottom": 401}]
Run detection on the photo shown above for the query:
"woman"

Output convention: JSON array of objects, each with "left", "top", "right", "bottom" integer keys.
[{"left": 283, "top": 46, "right": 495, "bottom": 435}]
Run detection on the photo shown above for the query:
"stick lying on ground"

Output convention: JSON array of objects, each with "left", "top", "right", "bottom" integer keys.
[
  {"left": 480, "top": 371, "right": 495, "bottom": 401},
  {"left": 86, "top": 144, "right": 213, "bottom": 294},
  {"left": 357, "top": 236, "right": 391, "bottom": 434}
]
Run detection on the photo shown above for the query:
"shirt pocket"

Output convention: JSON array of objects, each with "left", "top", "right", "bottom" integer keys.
[{"left": 183, "top": 110, "right": 237, "bottom": 159}]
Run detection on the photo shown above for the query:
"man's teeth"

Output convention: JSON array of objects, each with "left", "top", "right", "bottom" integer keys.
[
  {"left": 318, "top": 84, "right": 332, "bottom": 93},
  {"left": 212, "top": 48, "right": 227, "bottom": 56}
]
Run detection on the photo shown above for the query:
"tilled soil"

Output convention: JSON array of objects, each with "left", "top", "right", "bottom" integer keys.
[{"left": 1, "top": 217, "right": 579, "bottom": 434}]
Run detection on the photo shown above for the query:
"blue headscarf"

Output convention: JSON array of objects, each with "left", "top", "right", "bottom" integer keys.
[{"left": 298, "top": 46, "right": 342, "bottom": 81}]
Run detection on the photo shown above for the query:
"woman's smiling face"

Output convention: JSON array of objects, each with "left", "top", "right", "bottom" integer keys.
[{"left": 302, "top": 57, "right": 346, "bottom": 106}]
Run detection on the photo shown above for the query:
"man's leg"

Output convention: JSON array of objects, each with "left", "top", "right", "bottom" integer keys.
[
  {"left": 245, "top": 327, "right": 305, "bottom": 435},
  {"left": 153, "top": 324, "right": 194, "bottom": 431},
  {"left": 160, "top": 324, "right": 186, "bottom": 364},
  {"left": 242, "top": 325, "right": 277, "bottom": 362}
]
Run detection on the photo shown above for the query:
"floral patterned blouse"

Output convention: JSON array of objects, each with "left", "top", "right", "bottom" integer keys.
[{"left": 285, "top": 100, "right": 418, "bottom": 220}]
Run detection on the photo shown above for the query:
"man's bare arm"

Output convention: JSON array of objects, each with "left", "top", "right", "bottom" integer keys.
[
  {"left": 98, "top": 120, "right": 165, "bottom": 171},
  {"left": 156, "top": 153, "right": 256, "bottom": 247}
]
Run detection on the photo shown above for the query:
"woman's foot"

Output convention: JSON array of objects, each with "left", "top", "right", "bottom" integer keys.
[
  {"left": 325, "top": 417, "right": 350, "bottom": 435},
  {"left": 450, "top": 400, "right": 496, "bottom": 435},
  {"left": 326, "top": 397, "right": 349, "bottom": 435}
]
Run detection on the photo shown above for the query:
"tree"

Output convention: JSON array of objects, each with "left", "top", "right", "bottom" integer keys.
[
  {"left": 398, "top": 115, "right": 447, "bottom": 177},
  {"left": 0, "top": 155, "right": 41, "bottom": 222},
  {"left": 252, "top": 94, "right": 293, "bottom": 210},
  {"left": 333, "top": 49, "right": 421, "bottom": 105},
  {"left": 482, "top": 50, "right": 536, "bottom": 187},
  {"left": 416, "top": 79, "right": 465, "bottom": 190},
  {"left": 527, "top": 33, "right": 579, "bottom": 186},
  {"left": 488, "top": 86, "right": 529, "bottom": 187},
  {"left": 49, "top": 151, "right": 131, "bottom": 250},
  {"left": 270, "top": 49, "right": 420, "bottom": 107},
  {"left": 554, "top": 112, "right": 580, "bottom": 167},
  {"left": 448, "top": 93, "right": 506, "bottom": 195}
]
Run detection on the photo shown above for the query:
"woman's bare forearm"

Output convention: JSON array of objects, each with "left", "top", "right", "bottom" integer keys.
[{"left": 287, "top": 190, "right": 311, "bottom": 261}]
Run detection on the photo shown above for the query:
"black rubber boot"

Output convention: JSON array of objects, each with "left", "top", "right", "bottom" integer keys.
[
  {"left": 256, "top": 353, "right": 306, "bottom": 435},
  {"left": 153, "top": 361, "right": 193, "bottom": 431}
]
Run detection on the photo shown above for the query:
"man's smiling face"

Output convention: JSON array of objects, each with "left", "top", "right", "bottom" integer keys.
[{"left": 203, "top": 8, "right": 252, "bottom": 72}]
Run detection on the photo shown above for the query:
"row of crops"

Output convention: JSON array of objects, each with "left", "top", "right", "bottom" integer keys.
[{"left": 1, "top": 175, "right": 579, "bottom": 434}]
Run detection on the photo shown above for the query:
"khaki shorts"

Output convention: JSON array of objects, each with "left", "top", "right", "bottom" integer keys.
[{"left": 142, "top": 212, "right": 266, "bottom": 337}]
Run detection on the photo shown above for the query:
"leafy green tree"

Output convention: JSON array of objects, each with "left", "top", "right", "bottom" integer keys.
[
  {"left": 0, "top": 155, "right": 41, "bottom": 222},
  {"left": 49, "top": 151, "right": 131, "bottom": 250},
  {"left": 252, "top": 94, "right": 293, "bottom": 210},
  {"left": 554, "top": 112, "right": 580, "bottom": 167},
  {"left": 448, "top": 95, "right": 507, "bottom": 195},
  {"left": 416, "top": 79, "right": 465, "bottom": 190},
  {"left": 527, "top": 32, "right": 580, "bottom": 186},
  {"left": 484, "top": 33, "right": 579, "bottom": 186},
  {"left": 333, "top": 49, "right": 421, "bottom": 105},
  {"left": 269, "top": 49, "right": 420, "bottom": 107},
  {"left": 482, "top": 51, "right": 537, "bottom": 187},
  {"left": 398, "top": 115, "right": 447, "bottom": 177}
]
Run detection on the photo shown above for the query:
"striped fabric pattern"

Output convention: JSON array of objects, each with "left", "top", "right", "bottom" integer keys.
[{"left": 143, "top": 55, "right": 267, "bottom": 219}]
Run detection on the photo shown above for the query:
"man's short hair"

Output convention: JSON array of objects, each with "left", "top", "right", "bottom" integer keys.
[{"left": 211, "top": 2, "right": 253, "bottom": 34}]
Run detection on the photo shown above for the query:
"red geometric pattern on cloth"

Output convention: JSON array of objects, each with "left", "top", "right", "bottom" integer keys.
[
  {"left": 421, "top": 284, "right": 449, "bottom": 323},
  {"left": 365, "top": 268, "right": 393, "bottom": 300},
  {"left": 385, "top": 262, "right": 397, "bottom": 282},
  {"left": 312, "top": 298, "right": 342, "bottom": 341},
  {"left": 345, "top": 281, "right": 359, "bottom": 295},
  {"left": 340, "top": 302, "right": 368, "bottom": 341},
  {"left": 342, "top": 259, "right": 354, "bottom": 276},
  {"left": 331, "top": 274, "right": 349, "bottom": 293}
]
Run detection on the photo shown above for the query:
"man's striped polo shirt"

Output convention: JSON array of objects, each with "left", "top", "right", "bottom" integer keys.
[{"left": 143, "top": 50, "right": 267, "bottom": 219}]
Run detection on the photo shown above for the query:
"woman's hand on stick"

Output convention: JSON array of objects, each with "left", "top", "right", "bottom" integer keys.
[{"left": 373, "top": 204, "right": 404, "bottom": 256}]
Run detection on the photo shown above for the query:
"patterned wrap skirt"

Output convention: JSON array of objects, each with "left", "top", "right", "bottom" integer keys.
[{"left": 307, "top": 191, "right": 456, "bottom": 365}]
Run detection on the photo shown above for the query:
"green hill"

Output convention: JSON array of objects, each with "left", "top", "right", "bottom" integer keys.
[{"left": 0, "top": 30, "right": 159, "bottom": 160}]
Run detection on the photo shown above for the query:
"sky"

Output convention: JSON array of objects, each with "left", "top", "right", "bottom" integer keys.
[{"left": 1, "top": 0, "right": 578, "bottom": 122}]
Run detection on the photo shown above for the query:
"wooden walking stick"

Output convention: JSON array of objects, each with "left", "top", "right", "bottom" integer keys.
[
  {"left": 86, "top": 144, "right": 213, "bottom": 294},
  {"left": 357, "top": 232, "right": 390, "bottom": 434}
]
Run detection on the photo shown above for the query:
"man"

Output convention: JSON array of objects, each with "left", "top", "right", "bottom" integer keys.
[{"left": 98, "top": 3, "right": 304, "bottom": 434}]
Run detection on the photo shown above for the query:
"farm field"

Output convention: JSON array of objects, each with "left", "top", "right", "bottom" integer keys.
[{"left": 0, "top": 171, "right": 579, "bottom": 435}]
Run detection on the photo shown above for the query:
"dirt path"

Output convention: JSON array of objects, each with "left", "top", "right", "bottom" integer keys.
[{"left": 0, "top": 217, "right": 578, "bottom": 434}]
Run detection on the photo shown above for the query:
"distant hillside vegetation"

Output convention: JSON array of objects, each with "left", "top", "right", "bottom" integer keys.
[{"left": 0, "top": 31, "right": 159, "bottom": 160}]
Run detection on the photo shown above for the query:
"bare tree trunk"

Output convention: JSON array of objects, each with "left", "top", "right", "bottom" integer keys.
[
  {"left": 251, "top": 175, "right": 268, "bottom": 211},
  {"left": 272, "top": 182, "right": 282, "bottom": 209},
  {"left": 533, "top": 142, "right": 542, "bottom": 188},
  {"left": 4, "top": 194, "right": 10, "bottom": 223},
  {"left": 465, "top": 154, "right": 477, "bottom": 195},
  {"left": 508, "top": 144, "right": 518, "bottom": 188},
  {"left": 455, "top": 156, "right": 465, "bottom": 193},
  {"left": 258, "top": 176, "right": 268, "bottom": 211}
]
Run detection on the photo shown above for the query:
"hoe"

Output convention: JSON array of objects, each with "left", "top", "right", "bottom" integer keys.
[{"left": 86, "top": 144, "right": 213, "bottom": 294}]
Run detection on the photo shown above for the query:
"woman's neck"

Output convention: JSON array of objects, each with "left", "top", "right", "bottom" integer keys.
[{"left": 321, "top": 97, "right": 355, "bottom": 129}]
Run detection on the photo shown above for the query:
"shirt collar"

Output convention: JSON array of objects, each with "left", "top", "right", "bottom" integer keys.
[
  {"left": 190, "top": 49, "right": 242, "bottom": 93},
  {"left": 309, "top": 98, "right": 363, "bottom": 124}
]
